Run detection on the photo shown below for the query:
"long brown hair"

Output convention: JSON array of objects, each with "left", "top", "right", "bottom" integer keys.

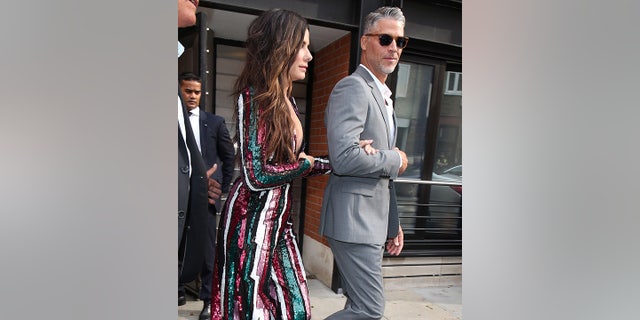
[{"left": 233, "top": 9, "right": 309, "bottom": 164}]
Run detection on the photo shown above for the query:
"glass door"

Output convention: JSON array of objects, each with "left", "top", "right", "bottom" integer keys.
[{"left": 392, "top": 58, "right": 462, "bottom": 255}]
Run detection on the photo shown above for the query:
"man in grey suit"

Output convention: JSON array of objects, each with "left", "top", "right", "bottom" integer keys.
[{"left": 320, "top": 6, "right": 409, "bottom": 319}]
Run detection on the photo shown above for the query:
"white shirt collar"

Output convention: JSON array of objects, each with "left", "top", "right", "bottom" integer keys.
[{"left": 360, "top": 64, "right": 392, "bottom": 100}]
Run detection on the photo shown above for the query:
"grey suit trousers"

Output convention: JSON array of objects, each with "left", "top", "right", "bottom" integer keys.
[{"left": 326, "top": 238, "right": 385, "bottom": 320}]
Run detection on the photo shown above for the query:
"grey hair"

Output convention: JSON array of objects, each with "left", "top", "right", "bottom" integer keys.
[{"left": 362, "top": 6, "right": 405, "bottom": 34}]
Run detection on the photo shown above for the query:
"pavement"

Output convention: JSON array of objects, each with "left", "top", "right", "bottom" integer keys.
[{"left": 178, "top": 278, "right": 461, "bottom": 319}]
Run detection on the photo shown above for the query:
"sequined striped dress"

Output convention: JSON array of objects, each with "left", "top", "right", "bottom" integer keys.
[{"left": 211, "top": 87, "right": 331, "bottom": 320}]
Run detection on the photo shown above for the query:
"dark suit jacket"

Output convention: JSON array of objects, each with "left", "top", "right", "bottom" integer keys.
[
  {"left": 198, "top": 109, "right": 235, "bottom": 198},
  {"left": 178, "top": 92, "right": 208, "bottom": 283}
]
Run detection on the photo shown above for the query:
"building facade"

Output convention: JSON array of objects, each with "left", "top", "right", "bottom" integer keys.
[{"left": 179, "top": 0, "right": 462, "bottom": 291}]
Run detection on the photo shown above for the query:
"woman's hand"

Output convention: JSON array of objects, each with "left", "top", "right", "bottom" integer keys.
[{"left": 298, "top": 152, "right": 315, "bottom": 166}]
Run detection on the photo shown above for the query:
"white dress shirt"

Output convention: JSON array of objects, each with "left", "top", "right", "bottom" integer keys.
[
  {"left": 360, "top": 64, "right": 402, "bottom": 174},
  {"left": 188, "top": 109, "right": 201, "bottom": 152},
  {"left": 360, "top": 64, "right": 396, "bottom": 144}
]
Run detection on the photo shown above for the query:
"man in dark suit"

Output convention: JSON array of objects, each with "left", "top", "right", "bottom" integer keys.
[
  {"left": 178, "top": 0, "right": 222, "bottom": 308},
  {"left": 179, "top": 72, "right": 235, "bottom": 319}
]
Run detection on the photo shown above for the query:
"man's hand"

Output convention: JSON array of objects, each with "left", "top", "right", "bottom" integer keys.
[
  {"left": 385, "top": 225, "right": 404, "bottom": 256},
  {"left": 394, "top": 148, "right": 408, "bottom": 175},
  {"left": 359, "top": 139, "right": 378, "bottom": 155},
  {"left": 206, "top": 164, "right": 222, "bottom": 205}
]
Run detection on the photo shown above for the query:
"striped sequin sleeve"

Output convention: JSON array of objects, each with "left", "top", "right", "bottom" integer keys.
[
  {"left": 238, "top": 88, "right": 314, "bottom": 191},
  {"left": 308, "top": 155, "right": 331, "bottom": 176}
]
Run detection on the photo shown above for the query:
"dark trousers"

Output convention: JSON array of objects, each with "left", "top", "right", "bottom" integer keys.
[
  {"left": 179, "top": 204, "right": 217, "bottom": 300},
  {"left": 199, "top": 206, "right": 217, "bottom": 300}
]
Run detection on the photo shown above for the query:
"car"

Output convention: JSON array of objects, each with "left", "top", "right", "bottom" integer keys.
[
  {"left": 395, "top": 165, "right": 462, "bottom": 239},
  {"left": 440, "top": 164, "right": 462, "bottom": 179},
  {"left": 439, "top": 165, "right": 462, "bottom": 195}
]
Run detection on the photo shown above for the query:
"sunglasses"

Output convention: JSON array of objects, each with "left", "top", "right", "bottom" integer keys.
[{"left": 364, "top": 33, "right": 409, "bottom": 49}]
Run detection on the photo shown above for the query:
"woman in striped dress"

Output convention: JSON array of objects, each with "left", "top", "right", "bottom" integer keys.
[{"left": 210, "top": 9, "right": 329, "bottom": 320}]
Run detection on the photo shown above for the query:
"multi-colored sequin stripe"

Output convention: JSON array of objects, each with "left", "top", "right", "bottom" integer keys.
[
  {"left": 211, "top": 87, "right": 331, "bottom": 320},
  {"left": 240, "top": 87, "right": 313, "bottom": 190}
]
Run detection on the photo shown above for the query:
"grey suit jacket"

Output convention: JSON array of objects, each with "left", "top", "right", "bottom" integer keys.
[{"left": 320, "top": 65, "right": 401, "bottom": 245}]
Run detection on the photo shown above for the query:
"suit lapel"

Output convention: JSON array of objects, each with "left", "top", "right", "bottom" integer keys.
[
  {"left": 356, "top": 66, "right": 393, "bottom": 149},
  {"left": 178, "top": 90, "right": 190, "bottom": 164},
  {"left": 179, "top": 92, "right": 205, "bottom": 173},
  {"left": 198, "top": 109, "right": 207, "bottom": 159},
  {"left": 391, "top": 107, "right": 397, "bottom": 147},
  {"left": 178, "top": 126, "right": 188, "bottom": 161}
]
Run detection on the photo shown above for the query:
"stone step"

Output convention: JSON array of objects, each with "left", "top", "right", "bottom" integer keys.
[{"left": 382, "top": 256, "right": 462, "bottom": 289}]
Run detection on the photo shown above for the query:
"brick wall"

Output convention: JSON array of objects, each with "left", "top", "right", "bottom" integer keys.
[{"left": 304, "top": 34, "right": 352, "bottom": 245}]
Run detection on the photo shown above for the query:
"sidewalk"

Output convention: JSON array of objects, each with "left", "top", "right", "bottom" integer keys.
[{"left": 178, "top": 278, "right": 461, "bottom": 319}]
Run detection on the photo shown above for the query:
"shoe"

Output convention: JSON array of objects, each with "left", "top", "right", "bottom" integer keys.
[
  {"left": 178, "top": 294, "right": 186, "bottom": 306},
  {"left": 199, "top": 300, "right": 211, "bottom": 320}
]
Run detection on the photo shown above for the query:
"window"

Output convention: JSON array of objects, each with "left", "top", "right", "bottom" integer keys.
[{"left": 444, "top": 71, "right": 462, "bottom": 96}]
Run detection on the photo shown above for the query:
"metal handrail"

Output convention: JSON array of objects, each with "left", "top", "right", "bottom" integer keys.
[
  {"left": 394, "top": 178, "right": 462, "bottom": 187},
  {"left": 389, "top": 177, "right": 462, "bottom": 257}
]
